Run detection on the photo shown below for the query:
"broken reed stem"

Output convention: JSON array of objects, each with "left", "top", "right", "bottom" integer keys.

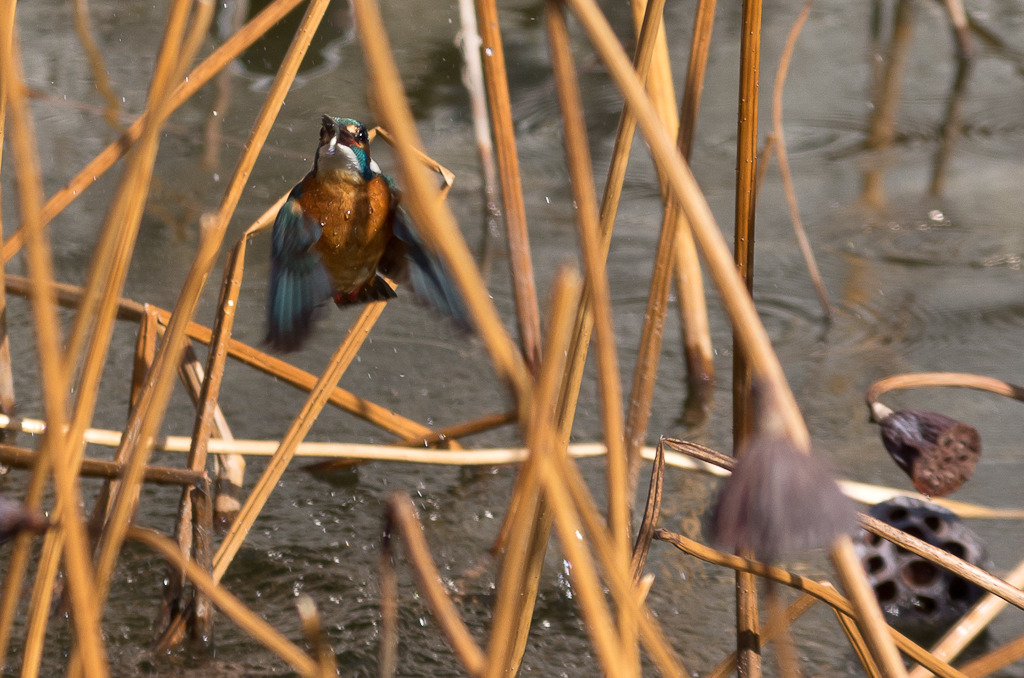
[
  {"left": 385, "top": 494, "right": 487, "bottom": 675},
  {"left": 352, "top": 0, "right": 531, "bottom": 406},
  {"left": 0, "top": 21, "right": 108, "bottom": 677},
  {"left": 654, "top": 529, "right": 966, "bottom": 678},
  {"left": 1, "top": 0, "right": 308, "bottom": 264},
  {"left": 213, "top": 301, "right": 383, "bottom": 582},
  {"left": 907, "top": 557, "right": 1024, "bottom": 678},
  {"left": 670, "top": 0, "right": 717, "bottom": 417},
  {"left": 771, "top": 0, "right": 832, "bottom": 318},
  {"left": 90, "top": 0, "right": 331, "bottom": 618},
  {"left": 472, "top": 0, "right": 543, "bottom": 374},
  {"left": 128, "top": 527, "right": 318, "bottom": 676},
  {"left": 545, "top": 0, "right": 630, "bottom": 590}
]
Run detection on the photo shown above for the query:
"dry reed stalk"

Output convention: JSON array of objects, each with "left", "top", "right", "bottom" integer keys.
[
  {"left": 456, "top": 0, "right": 502, "bottom": 273},
  {"left": 552, "top": 0, "right": 665, "bottom": 459},
  {"left": 544, "top": 0, "right": 630, "bottom": 588},
  {"left": 771, "top": 0, "right": 832, "bottom": 318},
  {"left": 535, "top": 416, "right": 689, "bottom": 676},
  {"left": 378, "top": 537, "right": 399, "bottom": 678},
  {"left": 0, "top": 445, "right": 204, "bottom": 485},
  {"left": 352, "top": 0, "right": 530, "bottom": 404},
  {"left": 295, "top": 596, "right": 337, "bottom": 677},
  {"left": 929, "top": 52, "right": 971, "bottom": 197},
  {"left": 907, "top": 558, "right": 1024, "bottom": 678},
  {"left": 834, "top": 606, "right": 885, "bottom": 678},
  {"left": 832, "top": 537, "right": 910, "bottom": 677},
  {"left": 39, "top": 0, "right": 212, "bottom": 666},
  {"left": 959, "top": 635, "right": 1024, "bottom": 678},
  {"left": 174, "top": 340, "right": 233, "bottom": 639},
  {"left": 483, "top": 269, "right": 579, "bottom": 677},
  {"left": 862, "top": 0, "right": 914, "bottom": 208},
  {"left": 58, "top": 0, "right": 209, "bottom": 550},
  {"left": 392, "top": 409, "right": 514, "bottom": 448},
  {"left": 1, "top": 0, "right": 308, "bottom": 264},
  {"left": 736, "top": 0, "right": 765, "bottom": 674},
  {"left": 157, "top": 308, "right": 438, "bottom": 440},
  {"left": 627, "top": 0, "right": 677, "bottom": 168},
  {"left": 559, "top": 4, "right": 909, "bottom": 673},
  {"left": 867, "top": 372, "right": 1024, "bottom": 406},
  {"left": 127, "top": 527, "right": 319, "bottom": 676},
  {"left": 732, "top": 0, "right": 762, "bottom": 443},
  {"left": 212, "top": 300, "right": 384, "bottom": 583},
  {"left": 630, "top": 440, "right": 664, "bottom": 581},
  {"left": 384, "top": 493, "right": 487, "bottom": 675},
  {"left": 0, "top": 0, "right": 15, "bottom": 437},
  {"left": 90, "top": 0, "right": 332, "bottom": 618},
  {"left": 63, "top": 0, "right": 207, "bottom": 382},
  {"left": 177, "top": 200, "right": 281, "bottom": 530},
  {"left": 654, "top": 529, "right": 967, "bottom": 678},
  {"left": 472, "top": 0, "right": 543, "bottom": 374},
  {"left": 706, "top": 593, "right": 818, "bottom": 678},
  {"left": 512, "top": 265, "right": 632, "bottom": 677},
  {"left": 72, "top": 0, "right": 121, "bottom": 130},
  {"left": 670, "top": 0, "right": 717, "bottom": 419},
  {"left": 0, "top": 20, "right": 108, "bottom": 677}
]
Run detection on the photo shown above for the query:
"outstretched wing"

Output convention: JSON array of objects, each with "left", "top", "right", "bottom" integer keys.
[
  {"left": 266, "top": 195, "right": 333, "bottom": 351},
  {"left": 382, "top": 206, "right": 471, "bottom": 330}
]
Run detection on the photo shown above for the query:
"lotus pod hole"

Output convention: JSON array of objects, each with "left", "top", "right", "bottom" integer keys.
[{"left": 854, "top": 496, "right": 989, "bottom": 637}]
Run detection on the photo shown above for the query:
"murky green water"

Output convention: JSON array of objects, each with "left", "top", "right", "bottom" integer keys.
[{"left": 3, "top": 0, "right": 1024, "bottom": 674}]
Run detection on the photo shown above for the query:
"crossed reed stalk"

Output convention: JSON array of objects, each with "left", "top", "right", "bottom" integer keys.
[{"left": 0, "top": 0, "right": 1020, "bottom": 675}]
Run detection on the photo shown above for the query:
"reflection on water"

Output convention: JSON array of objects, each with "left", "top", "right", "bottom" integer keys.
[{"left": 3, "top": 0, "right": 1024, "bottom": 674}]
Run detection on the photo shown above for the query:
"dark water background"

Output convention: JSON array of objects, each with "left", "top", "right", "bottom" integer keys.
[{"left": 3, "top": 0, "right": 1024, "bottom": 674}]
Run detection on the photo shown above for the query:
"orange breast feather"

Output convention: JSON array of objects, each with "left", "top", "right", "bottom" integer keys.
[{"left": 298, "top": 173, "right": 395, "bottom": 295}]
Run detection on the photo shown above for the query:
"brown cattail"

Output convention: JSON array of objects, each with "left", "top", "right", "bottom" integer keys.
[
  {"left": 710, "top": 436, "right": 856, "bottom": 562},
  {"left": 879, "top": 409, "right": 981, "bottom": 498}
]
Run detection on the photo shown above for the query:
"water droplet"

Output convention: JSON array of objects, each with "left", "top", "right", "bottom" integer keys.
[
  {"left": 344, "top": 210, "right": 352, "bottom": 220},
  {"left": 928, "top": 209, "right": 945, "bottom": 222},
  {"left": 485, "top": 47, "right": 493, "bottom": 56}
]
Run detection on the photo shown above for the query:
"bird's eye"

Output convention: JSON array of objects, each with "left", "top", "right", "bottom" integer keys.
[{"left": 357, "top": 128, "right": 368, "bottom": 144}]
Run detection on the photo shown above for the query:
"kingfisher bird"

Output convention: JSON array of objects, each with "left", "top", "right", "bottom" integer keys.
[{"left": 266, "top": 115, "right": 468, "bottom": 351}]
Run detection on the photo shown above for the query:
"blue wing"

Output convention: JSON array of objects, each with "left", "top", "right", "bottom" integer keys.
[
  {"left": 266, "top": 192, "right": 333, "bottom": 351},
  {"left": 387, "top": 206, "right": 471, "bottom": 330}
]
